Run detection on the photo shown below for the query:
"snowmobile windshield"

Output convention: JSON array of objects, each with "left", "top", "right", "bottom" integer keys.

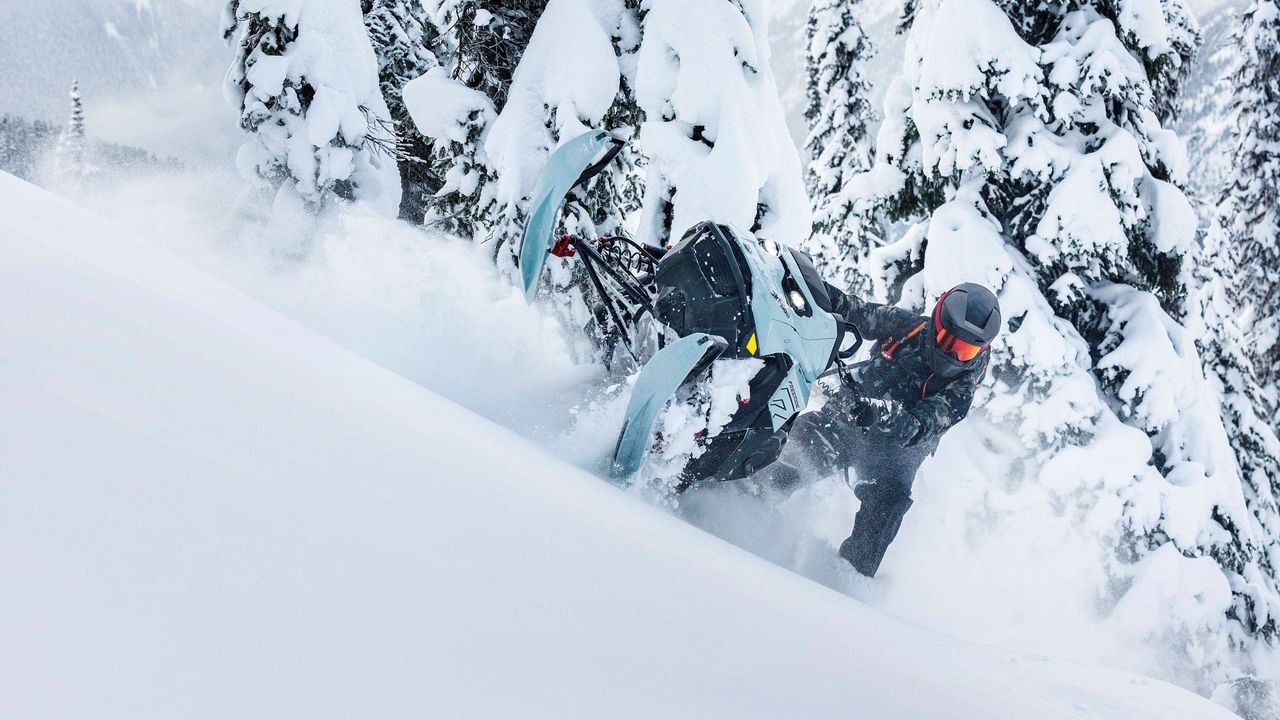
[{"left": 785, "top": 247, "right": 833, "bottom": 313}]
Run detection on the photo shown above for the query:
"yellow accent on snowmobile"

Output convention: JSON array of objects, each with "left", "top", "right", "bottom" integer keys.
[{"left": 746, "top": 333, "right": 758, "bottom": 355}]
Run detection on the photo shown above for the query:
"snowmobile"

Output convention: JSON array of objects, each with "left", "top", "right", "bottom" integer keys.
[{"left": 519, "top": 130, "right": 861, "bottom": 489}]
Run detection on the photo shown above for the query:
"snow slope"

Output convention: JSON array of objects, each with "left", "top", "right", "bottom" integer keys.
[{"left": 0, "top": 172, "right": 1240, "bottom": 719}]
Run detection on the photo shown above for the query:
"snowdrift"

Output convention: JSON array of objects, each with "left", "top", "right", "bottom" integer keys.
[{"left": 0, "top": 173, "right": 1237, "bottom": 719}]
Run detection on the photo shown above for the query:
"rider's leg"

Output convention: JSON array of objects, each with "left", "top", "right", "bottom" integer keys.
[
  {"left": 838, "top": 477, "right": 915, "bottom": 577},
  {"left": 839, "top": 442, "right": 931, "bottom": 577}
]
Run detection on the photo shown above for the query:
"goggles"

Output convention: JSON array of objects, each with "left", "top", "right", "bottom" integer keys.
[{"left": 934, "top": 325, "right": 986, "bottom": 362}]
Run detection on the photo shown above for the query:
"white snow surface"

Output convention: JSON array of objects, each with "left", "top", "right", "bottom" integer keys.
[{"left": 0, "top": 173, "right": 1245, "bottom": 719}]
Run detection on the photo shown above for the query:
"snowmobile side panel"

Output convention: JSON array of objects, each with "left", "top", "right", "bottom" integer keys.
[
  {"left": 519, "top": 131, "right": 624, "bottom": 301},
  {"left": 764, "top": 364, "right": 811, "bottom": 431},
  {"left": 680, "top": 355, "right": 794, "bottom": 484},
  {"left": 610, "top": 333, "right": 728, "bottom": 480}
]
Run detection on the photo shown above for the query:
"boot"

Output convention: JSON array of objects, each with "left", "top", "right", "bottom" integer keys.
[{"left": 839, "top": 482, "right": 914, "bottom": 577}]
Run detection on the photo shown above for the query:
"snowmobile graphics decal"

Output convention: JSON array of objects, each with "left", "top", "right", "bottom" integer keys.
[{"left": 769, "top": 380, "right": 802, "bottom": 426}]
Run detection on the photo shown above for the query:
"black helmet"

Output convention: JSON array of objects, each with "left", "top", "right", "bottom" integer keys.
[{"left": 929, "top": 283, "right": 1000, "bottom": 376}]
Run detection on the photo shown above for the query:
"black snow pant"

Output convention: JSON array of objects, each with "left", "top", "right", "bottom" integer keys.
[{"left": 767, "top": 400, "right": 932, "bottom": 578}]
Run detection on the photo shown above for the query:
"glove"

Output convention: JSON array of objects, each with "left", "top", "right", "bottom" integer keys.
[
  {"left": 880, "top": 404, "right": 923, "bottom": 447},
  {"left": 849, "top": 398, "right": 878, "bottom": 428}
]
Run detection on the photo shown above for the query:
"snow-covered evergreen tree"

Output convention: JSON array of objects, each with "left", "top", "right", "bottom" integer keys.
[
  {"left": 51, "top": 79, "right": 94, "bottom": 185},
  {"left": 634, "top": 0, "right": 809, "bottom": 250},
  {"left": 1193, "top": 224, "right": 1280, "bottom": 642},
  {"left": 1151, "top": 0, "right": 1199, "bottom": 125},
  {"left": 223, "top": 0, "right": 401, "bottom": 228},
  {"left": 412, "top": 0, "right": 806, "bottom": 263},
  {"left": 804, "top": 0, "right": 879, "bottom": 291},
  {"left": 406, "top": 0, "right": 546, "bottom": 244},
  {"left": 1175, "top": 0, "right": 1249, "bottom": 222},
  {"left": 483, "top": 0, "right": 642, "bottom": 264},
  {"left": 853, "top": 0, "right": 1280, "bottom": 697},
  {"left": 897, "top": 0, "right": 919, "bottom": 35},
  {"left": 404, "top": 66, "right": 497, "bottom": 241},
  {"left": 444, "top": 0, "right": 547, "bottom": 113},
  {"left": 363, "top": 0, "right": 446, "bottom": 222},
  {"left": 1219, "top": 0, "right": 1280, "bottom": 417}
]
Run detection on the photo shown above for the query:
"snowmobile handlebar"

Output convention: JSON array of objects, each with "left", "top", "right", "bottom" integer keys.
[
  {"left": 818, "top": 315, "right": 864, "bottom": 388},
  {"left": 834, "top": 315, "right": 863, "bottom": 361}
]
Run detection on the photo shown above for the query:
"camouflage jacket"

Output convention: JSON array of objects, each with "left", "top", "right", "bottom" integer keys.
[{"left": 827, "top": 287, "right": 989, "bottom": 448}]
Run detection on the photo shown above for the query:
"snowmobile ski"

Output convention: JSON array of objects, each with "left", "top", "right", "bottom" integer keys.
[
  {"left": 610, "top": 332, "right": 728, "bottom": 479},
  {"left": 519, "top": 130, "right": 625, "bottom": 301}
]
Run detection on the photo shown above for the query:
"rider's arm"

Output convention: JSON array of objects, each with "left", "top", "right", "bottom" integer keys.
[
  {"left": 905, "top": 361, "right": 985, "bottom": 443},
  {"left": 824, "top": 285, "right": 917, "bottom": 340}
]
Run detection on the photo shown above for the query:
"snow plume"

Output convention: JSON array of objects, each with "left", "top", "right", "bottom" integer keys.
[
  {"left": 223, "top": 0, "right": 401, "bottom": 240},
  {"left": 847, "top": 0, "right": 1280, "bottom": 702},
  {"left": 634, "top": 0, "right": 810, "bottom": 249}
]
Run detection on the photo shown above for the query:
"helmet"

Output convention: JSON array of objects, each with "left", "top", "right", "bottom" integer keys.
[{"left": 929, "top": 283, "right": 1000, "bottom": 376}]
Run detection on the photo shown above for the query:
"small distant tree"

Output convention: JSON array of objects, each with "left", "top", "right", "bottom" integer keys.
[
  {"left": 0, "top": 115, "right": 58, "bottom": 182},
  {"left": 51, "top": 79, "right": 95, "bottom": 185}
]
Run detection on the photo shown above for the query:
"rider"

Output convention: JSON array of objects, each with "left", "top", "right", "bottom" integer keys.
[{"left": 769, "top": 282, "right": 1001, "bottom": 578}]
